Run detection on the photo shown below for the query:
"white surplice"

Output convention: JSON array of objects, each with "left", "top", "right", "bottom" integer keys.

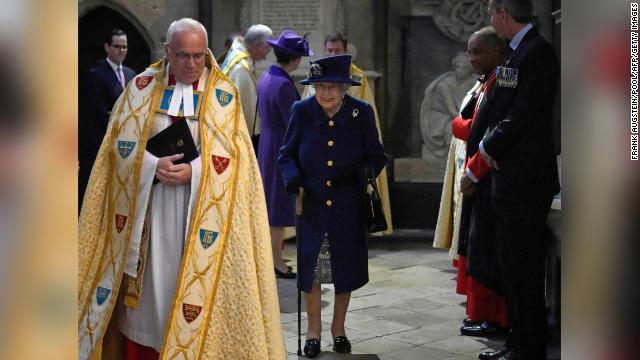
[{"left": 118, "top": 67, "right": 209, "bottom": 351}]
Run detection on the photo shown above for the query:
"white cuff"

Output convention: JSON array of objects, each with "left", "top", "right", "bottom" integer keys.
[{"left": 466, "top": 168, "right": 479, "bottom": 183}]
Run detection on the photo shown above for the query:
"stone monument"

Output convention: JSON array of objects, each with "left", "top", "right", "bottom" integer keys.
[
  {"left": 419, "top": 52, "right": 475, "bottom": 181},
  {"left": 393, "top": 0, "right": 489, "bottom": 183}
]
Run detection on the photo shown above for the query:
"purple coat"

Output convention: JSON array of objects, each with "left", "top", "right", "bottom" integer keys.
[{"left": 257, "top": 65, "right": 300, "bottom": 226}]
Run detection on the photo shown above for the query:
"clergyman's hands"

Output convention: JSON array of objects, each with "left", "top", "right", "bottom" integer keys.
[
  {"left": 156, "top": 153, "right": 192, "bottom": 186},
  {"left": 460, "top": 174, "right": 476, "bottom": 197}
]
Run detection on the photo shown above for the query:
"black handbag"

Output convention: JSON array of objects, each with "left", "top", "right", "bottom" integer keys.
[
  {"left": 364, "top": 166, "right": 387, "bottom": 233},
  {"left": 251, "top": 97, "right": 260, "bottom": 155}
]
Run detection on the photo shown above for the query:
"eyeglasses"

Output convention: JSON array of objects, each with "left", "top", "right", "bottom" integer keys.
[
  {"left": 167, "top": 46, "right": 206, "bottom": 62},
  {"left": 110, "top": 44, "right": 128, "bottom": 50}
]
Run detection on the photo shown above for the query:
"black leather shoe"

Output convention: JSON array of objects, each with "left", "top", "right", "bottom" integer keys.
[
  {"left": 463, "top": 317, "right": 480, "bottom": 327},
  {"left": 275, "top": 267, "right": 296, "bottom": 279},
  {"left": 332, "top": 336, "right": 351, "bottom": 353},
  {"left": 478, "top": 348, "right": 508, "bottom": 359},
  {"left": 303, "top": 338, "right": 321, "bottom": 358},
  {"left": 461, "top": 322, "right": 505, "bottom": 336}
]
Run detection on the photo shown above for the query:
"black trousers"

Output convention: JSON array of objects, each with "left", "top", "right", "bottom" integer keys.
[{"left": 495, "top": 196, "right": 552, "bottom": 359}]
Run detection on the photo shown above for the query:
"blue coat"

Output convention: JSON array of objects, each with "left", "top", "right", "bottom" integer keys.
[
  {"left": 257, "top": 65, "right": 299, "bottom": 226},
  {"left": 278, "top": 94, "right": 387, "bottom": 293}
]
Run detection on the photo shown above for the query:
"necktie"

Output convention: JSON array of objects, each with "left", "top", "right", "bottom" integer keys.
[{"left": 118, "top": 66, "right": 126, "bottom": 89}]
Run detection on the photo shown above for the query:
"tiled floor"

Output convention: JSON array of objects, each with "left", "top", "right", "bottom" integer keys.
[{"left": 276, "top": 239, "right": 560, "bottom": 360}]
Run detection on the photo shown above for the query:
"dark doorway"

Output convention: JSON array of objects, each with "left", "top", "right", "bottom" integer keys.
[
  {"left": 79, "top": 6, "right": 152, "bottom": 76},
  {"left": 78, "top": 6, "right": 152, "bottom": 211}
]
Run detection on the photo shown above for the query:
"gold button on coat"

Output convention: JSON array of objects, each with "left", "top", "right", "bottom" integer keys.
[
  {"left": 326, "top": 200, "right": 333, "bottom": 206},
  {"left": 328, "top": 120, "right": 335, "bottom": 127},
  {"left": 328, "top": 140, "right": 334, "bottom": 147},
  {"left": 326, "top": 180, "right": 332, "bottom": 187},
  {"left": 327, "top": 160, "right": 334, "bottom": 166}
]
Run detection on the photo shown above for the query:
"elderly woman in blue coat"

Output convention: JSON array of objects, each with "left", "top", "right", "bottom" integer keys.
[
  {"left": 258, "top": 29, "right": 313, "bottom": 279},
  {"left": 278, "top": 54, "right": 387, "bottom": 358}
]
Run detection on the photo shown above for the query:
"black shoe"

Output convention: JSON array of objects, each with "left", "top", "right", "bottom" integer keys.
[
  {"left": 461, "top": 322, "right": 504, "bottom": 336},
  {"left": 463, "top": 317, "right": 481, "bottom": 327},
  {"left": 275, "top": 267, "right": 296, "bottom": 279},
  {"left": 478, "top": 348, "right": 508, "bottom": 360},
  {"left": 303, "top": 338, "right": 321, "bottom": 358},
  {"left": 332, "top": 336, "right": 351, "bottom": 353}
]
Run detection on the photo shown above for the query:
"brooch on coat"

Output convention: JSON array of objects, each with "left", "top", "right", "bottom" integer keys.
[
  {"left": 352, "top": 109, "right": 359, "bottom": 118},
  {"left": 308, "top": 63, "right": 323, "bottom": 78}
]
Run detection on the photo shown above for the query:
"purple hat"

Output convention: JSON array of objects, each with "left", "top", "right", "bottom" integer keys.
[
  {"left": 300, "top": 54, "right": 360, "bottom": 86},
  {"left": 267, "top": 29, "right": 313, "bottom": 57}
]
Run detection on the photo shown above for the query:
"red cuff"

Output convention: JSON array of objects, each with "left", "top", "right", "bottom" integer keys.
[
  {"left": 452, "top": 115, "right": 472, "bottom": 141},
  {"left": 467, "top": 151, "right": 492, "bottom": 181}
]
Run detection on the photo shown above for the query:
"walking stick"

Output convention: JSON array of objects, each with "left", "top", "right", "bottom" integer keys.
[{"left": 296, "top": 188, "right": 304, "bottom": 356}]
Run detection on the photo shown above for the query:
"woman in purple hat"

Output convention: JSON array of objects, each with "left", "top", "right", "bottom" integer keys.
[
  {"left": 257, "top": 30, "right": 313, "bottom": 279},
  {"left": 279, "top": 54, "right": 387, "bottom": 357}
]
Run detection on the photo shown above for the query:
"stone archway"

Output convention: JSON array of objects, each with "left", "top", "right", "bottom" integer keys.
[
  {"left": 78, "top": 3, "right": 153, "bottom": 76},
  {"left": 78, "top": 3, "right": 154, "bottom": 211}
]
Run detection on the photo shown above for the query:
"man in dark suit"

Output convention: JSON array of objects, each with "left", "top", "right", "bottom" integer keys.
[
  {"left": 79, "top": 29, "right": 136, "bottom": 209},
  {"left": 471, "top": 1, "right": 560, "bottom": 359}
]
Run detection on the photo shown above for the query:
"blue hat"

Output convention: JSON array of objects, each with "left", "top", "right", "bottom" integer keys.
[
  {"left": 267, "top": 29, "right": 313, "bottom": 57},
  {"left": 300, "top": 54, "right": 360, "bottom": 86}
]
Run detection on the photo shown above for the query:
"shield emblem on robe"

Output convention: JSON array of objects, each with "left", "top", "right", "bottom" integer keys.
[
  {"left": 215, "top": 88, "right": 233, "bottom": 107},
  {"left": 96, "top": 286, "right": 111, "bottom": 306},
  {"left": 135, "top": 76, "right": 153, "bottom": 90},
  {"left": 182, "top": 303, "right": 202, "bottom": 323},
  {"left": 199, "top": 229, "right": 219, "bottom": 249},
  {"left": 115, "top": 214, "right": 128, "bottom": 233},
  {"left": 212, "top": 155, "right": 230, "bottom": 174},
  {"left": 117, "top": 141, "right": 136, "bottom": 159}
]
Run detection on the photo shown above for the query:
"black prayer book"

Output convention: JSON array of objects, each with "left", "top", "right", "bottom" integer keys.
[{"left": 146, "top": 118, "right": 199, "bottom": 184}]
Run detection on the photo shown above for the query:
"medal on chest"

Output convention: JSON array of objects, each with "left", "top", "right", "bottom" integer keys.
[{"left": 496, "top": 66, "right": 518, "bottom": 88}]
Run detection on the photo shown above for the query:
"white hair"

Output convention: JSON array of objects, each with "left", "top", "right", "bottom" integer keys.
[
  {"left": 166, "top": 18, "right": 208, "bottom": 46},
  {"left": 244, "top": 24, "right": 272, "bottom": 47}
]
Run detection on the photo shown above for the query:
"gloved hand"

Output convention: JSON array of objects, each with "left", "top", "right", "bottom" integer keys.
[{"left": 285, "top": 176, "right": 301, "bottom": 194}]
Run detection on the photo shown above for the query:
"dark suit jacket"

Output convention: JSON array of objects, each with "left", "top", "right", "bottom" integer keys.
[
  {"left": 79, "top": 60, "right": 135, "bottom": 210},
  {"left": 85, "top": 60, "right": 136, "bottom": 159},
  {"left": 479, "top": 28, "right": 560, "bottom": 206}
]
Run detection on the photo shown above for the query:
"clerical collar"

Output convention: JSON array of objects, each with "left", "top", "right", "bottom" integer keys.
[
  {"left": 166, "top": 64, "right": 196, "bottom": 117},
  {"left": 509, "top": 23, "right": 533, "bottom": 51}
]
